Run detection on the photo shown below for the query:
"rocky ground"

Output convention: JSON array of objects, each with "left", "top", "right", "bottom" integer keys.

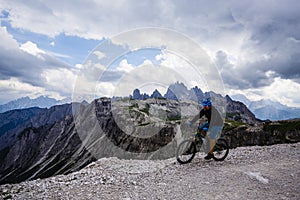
[{"left": 0, "top": 142, "right": 299, "bottom": 200}]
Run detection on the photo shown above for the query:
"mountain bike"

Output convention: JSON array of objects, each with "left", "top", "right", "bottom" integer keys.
[{"left": 176, "top": 129, "right": 229, "bottom": 164}]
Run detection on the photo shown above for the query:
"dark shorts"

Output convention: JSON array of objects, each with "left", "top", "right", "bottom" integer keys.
[
  {"left": 198, "top": 123, "right": 222, "bottom": 139},
  {"left": 198, "top": 122, "right": 209, "bottom": 132}
]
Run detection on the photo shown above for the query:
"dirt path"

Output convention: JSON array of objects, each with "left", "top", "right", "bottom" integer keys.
[{"left": 1, "top": 143, "right": 299, "bottom": 200}]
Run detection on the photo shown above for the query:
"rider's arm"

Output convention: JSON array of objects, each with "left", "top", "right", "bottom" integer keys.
[
  {"left": 190, "top": 112, "right": 200, "bottom": 124},
  {"left": 190, "top": 109, "right": 205, "bottom": 124},
  {"left": 199, "top": 109, "right": 205, "bottom": 118}
]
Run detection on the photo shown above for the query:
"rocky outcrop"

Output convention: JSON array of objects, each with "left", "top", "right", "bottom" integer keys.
[
  {"left": 222, "top": 120, "right": 300, "bottom": 148},
  {"left": 164, "top": 82, "right": 192, "bottom": 101},
  {"left": 150, "top": 89, "right": 163, "bottom": 99},
  {"left": 132, "top": 89, "right": 150, "bottom": 100}
]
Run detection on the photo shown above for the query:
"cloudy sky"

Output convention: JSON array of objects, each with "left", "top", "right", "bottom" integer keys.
[{"left": 0, "top": 0, "right": 300, "bottom": 107}]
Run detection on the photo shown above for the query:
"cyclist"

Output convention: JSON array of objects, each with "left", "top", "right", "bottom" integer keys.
[{"left": 190, "top": 99, "right": 223, "bottom": 160}]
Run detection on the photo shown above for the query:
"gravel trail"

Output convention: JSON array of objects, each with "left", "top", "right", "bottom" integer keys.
[{"left": 1, "top": 143, "right": 299, "bottom": 200}]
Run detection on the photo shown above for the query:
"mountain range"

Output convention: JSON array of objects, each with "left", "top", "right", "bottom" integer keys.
[
  {"left": 131, "top": 82, "right": 300, "bottom": 121},
  {"left": 0, "top": 96, "right": 71, "bottom": 114},
  {"left": 232, "top": 94, "right": 300, "bottom": 120},
  {"left": 131, "top": 82, "right": 205, "bottom": 102},
  {"left": 1, "top": 83, "right": 300, "bottom": 120}
]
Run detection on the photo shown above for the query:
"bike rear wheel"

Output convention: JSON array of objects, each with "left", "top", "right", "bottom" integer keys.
[
  {"left": 176, "top": 139, "right": 196, "bottom": 164},
  {"left": 212, "top": 138, "right": 229, "bottom": 161}
]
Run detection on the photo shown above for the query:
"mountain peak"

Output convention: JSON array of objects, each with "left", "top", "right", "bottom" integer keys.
[
  {"left": 231, "top": 94, "right": 251, "bottom": 106},
  {"left": 225, "top": 95, "right": 232, "bottom": 101},
  {"left": 150, "top": 89, "right": 163, "bottom": 99}
]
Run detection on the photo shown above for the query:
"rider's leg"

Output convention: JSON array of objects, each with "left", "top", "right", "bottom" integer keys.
[
  {"left": 208, "top": 138, "right": 215, "bottom": 154},
  {"left": 204, "top": 137, "right": 215, "bottom": 160},
  {"left": 206, "top": 126, "right": 222, "bottom": 155}
]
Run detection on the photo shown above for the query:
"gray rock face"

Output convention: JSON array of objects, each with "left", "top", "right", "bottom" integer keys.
[
  {"left": 77, "top": 98, "right": 182, "bottom": 160},
  {"left": 223, "top": 120, "right": 300, "bottom": 148},
  {"left": 225, "top": 95, "right": 258, "bottom": 124},
  {"left": 0, "top": 115, "right": 96, "bottom": 184},
  {"left": 150, "top": 89, "right": 163, "bottom": 99},
  {"left": 0, "top": 107, "right": 45, "bottom": 137},
  {"left": 0, "top": 104, "right": 74, "bottom": 150}
]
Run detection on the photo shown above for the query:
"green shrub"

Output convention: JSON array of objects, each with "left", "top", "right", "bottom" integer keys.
[{"left": 263, "top": 120, "right": 300, "bottom": 132}]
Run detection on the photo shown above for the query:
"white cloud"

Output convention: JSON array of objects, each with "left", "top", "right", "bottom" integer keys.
[
  {"left": 94, "top": 82, "right": 115, "bottom": 98},
  {"left": 1, "top": 0, "right": 300, "bottom": 108},
  {"left": 0, "top": 77, "right": 64, "bottom": 104},
  {"left": 116, "top": 59, "right": 134, "bottom": 73},
  {"left": 0, "top": 26, "right": 19, "bottom": 50},
  {"left": 1, "top": 1, "right": 162, "bottom": 39},
  {"left": 20, "top": 41, "right": 46, "bottom": 56},
  {"left": 93, "top": 51, "right": 106, "bottom": 60},
  {"left": 113, "top": 63, "right": 183, "bottom": 97},
  {"left": 159, "top": 52, "right": 205, "bottom": 88},
  {"left": 0, "top": 77, "right": 44, "bottom": 94},
  {"left": 0, "top": 25, "right": 75, "bottom": 103},
  {"left": 227, "top": 77, "right": 300, "bottom": 107},
  {"left": 72, "top": 32, "right": 226, "bottom": 101},
  {"left": 75, "top": 64, "right": 83, "bottom": 69},
  {"left": 155, "top": 53, "right": 166, "bottom": 62},
  {"left": 262, "top": 77, "right": 300, "bottom": 107},
  {"left": 41, "top": 68, "right": 77, "bottom": 95},
  {"left": 110, "top": 28, "right": 225, "bottom": 94}
]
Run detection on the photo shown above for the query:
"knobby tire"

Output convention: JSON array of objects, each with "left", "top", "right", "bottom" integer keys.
[
  {"left": 176, "top": 139, "right": 196, "bottom": 164},
  {"left": 212, "top": 138, "right": 229, "bottom": 161}
]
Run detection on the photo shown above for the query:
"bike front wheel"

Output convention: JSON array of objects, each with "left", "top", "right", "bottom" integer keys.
[
  {"left": 212, "top": 138, "right": 229, "bottom": 161},
  {"left": 176, "top": 139, "right": 197, "bottom": 164}
]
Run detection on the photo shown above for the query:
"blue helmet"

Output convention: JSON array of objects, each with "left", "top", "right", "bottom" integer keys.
[
  {"left": 202, "top": 99, "right": 212, "bottom": 107},
  {"left": 202, "top": 127, "right": 208, "bottom": 132}
]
